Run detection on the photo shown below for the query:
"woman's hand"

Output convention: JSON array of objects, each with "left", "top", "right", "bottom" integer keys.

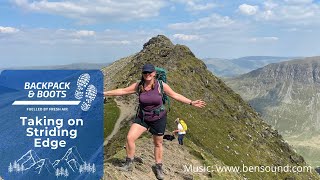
[{"left": 191, "top": 100, "right": 206, "bottom": 108}]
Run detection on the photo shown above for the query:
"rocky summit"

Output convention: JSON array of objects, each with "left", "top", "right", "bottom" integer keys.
[{"left": 102, "top": 35, "right": 319, "bottom": 179}]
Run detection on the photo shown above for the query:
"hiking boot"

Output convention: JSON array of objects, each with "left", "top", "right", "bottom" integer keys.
[
  {"left": 117, "top": 157, "right": 134, "bottom": 171},
  {"left": 155, "top": 163, "right": 164, "bottom": 180},
  {"left": 133, "top": 156, "right": 144, "bottom": 164}
]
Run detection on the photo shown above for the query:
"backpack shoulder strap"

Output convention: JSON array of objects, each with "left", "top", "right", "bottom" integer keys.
[
  {"left": 158, "top": 80, "right": 164, "bottom": 95},
  {"left": 159, "top": 81, "right": 170, "bottom": 111}
]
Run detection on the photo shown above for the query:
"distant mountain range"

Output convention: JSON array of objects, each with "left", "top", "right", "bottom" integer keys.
[
  {"left": 226, "top": 56, "right": 320, "bottom": 166},
  {"left": 2, "top": 57, "right": 296, "bottom": 78},
  {"left": 203, "top": 56, "right": 297, "bottom": 77}
]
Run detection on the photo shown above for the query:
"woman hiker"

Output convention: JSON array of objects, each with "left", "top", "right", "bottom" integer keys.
[{"left": 103, "top": 64, "right": 206, "bottom": 179}]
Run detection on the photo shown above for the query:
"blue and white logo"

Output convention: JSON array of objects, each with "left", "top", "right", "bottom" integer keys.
[{"left": 0, "top": 70, "right": 104, "bottom": 180}]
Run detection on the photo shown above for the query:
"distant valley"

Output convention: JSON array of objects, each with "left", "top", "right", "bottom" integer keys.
[{"left": 226, "top": 56, "right": 320, "bottom": 167}]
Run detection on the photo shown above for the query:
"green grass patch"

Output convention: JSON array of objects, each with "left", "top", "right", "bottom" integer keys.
[
  {"left": 104, "top": 97, "right": 120, "bottom": 138},
  {"left": 105, "top": 120, "right": 131, "bottom": 159}
]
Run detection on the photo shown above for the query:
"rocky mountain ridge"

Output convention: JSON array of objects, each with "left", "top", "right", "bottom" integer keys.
[{"left": 102, "top": 35, "right": 319, "bottom": 179}]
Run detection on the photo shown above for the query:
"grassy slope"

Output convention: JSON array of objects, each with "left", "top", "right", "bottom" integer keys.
[
  {"left": 164, "top": 58, "right": 316, "bottom": 179},
  {"left": 226, "top": 67, "right": 320, "bottom": 167},
  {"left": 103, "top": 97, "right": 120, "bottom": 138}
]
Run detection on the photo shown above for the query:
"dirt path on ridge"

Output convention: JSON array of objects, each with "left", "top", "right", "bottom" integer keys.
[{"left": 104, "top": 98, "right": 136, "bottom": 146}]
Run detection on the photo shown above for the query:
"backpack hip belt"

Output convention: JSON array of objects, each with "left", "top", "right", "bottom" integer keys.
[{"left": 139, "top": 105, "right": 165, "bottom": 122}]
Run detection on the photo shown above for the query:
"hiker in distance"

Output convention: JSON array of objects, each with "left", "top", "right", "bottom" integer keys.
[
  {"left": 103, "top": 64, "right": 206, "bottom": 179},
  {"left": 173, "top": 118, "right": 187, "bottom": 145}
]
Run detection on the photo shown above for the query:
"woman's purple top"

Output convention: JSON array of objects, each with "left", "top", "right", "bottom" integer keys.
[{"left": 139, "top": 80, "right": 166, "bottom": 121}]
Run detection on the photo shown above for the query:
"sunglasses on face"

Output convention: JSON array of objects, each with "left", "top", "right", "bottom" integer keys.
[{"left": 142, "top": 71, "right": 152, "bottom": 74}]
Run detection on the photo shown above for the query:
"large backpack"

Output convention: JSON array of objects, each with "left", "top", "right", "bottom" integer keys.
[
  {"left": 179, "top": 119, "right": 188, "bottom": 131},
  {"left": 155, "top": 67, "right": 170, "bottom": 108}
]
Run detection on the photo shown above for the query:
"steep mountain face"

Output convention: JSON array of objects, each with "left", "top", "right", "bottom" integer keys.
[
  {"left": 102, "top": 35, "right": 318, "bottom": 179},
  {"left": 204, "top": 56, "right": 293, "bottom": 77},
  {"left": 226, "top": 57, "right": 320, "bottom": 166}
]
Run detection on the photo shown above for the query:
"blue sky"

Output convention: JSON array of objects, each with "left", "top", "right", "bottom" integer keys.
[{"left": 1, "top": 0, "right": 320, "bottom": 68}]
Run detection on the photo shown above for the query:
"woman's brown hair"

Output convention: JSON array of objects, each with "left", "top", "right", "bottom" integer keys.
[{"left": 138, "top": 76, "right": 155, "bottom": 93}]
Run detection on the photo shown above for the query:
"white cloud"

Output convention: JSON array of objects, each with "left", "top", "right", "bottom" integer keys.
[
  {"left": 287, "top": 27, "right": 298, "bottom": 31},
  {"left": 249, "top": 36, "right": 279, "bottom": 42},
  {"left": 13, "top": 0, "right": 86, "bottom": 13},
  {"left": 186, "top": 2, "right": 216, "bottom": 11},
  {"left": 0, "top": 27, "right": 161, "bottom": 68},
  {"left": 12, "top": 0, "right": 167, "bottom": 23},
  {"left": 263, "top": 1, "right": 278, "bottom": 9},
  {"left": 0, "top": 26, "right": 20, "bottom": 34},
  {"left": 254, "top": 0, "right": 320, "bottom": 24},
  {"left": 170, "top": 6, "right": 176, "bottom": 11},
  {"left": 170, "top": 0, "right": 192, "bottom": 2},
  {"left": 0, "top": 27, "right": 139, "bottom": 46},
  {"left": 170, "top": 0, "right": 216, "bottom": 11},
  {"left": 283, "top": 0, "right": 313, "bottom": 4},
  {"left": 73, "top": 30, "right": 95, "bottom": 38},
  {"left": 239, "top": 4, "right": 259, "bottom": 15},
  {"left": 260, "top": 10, "right": 274, "bottom": 20},
  {"left": 279, "top": 5, "right": 317, "bottom": 20},
  {"left": 97, "top": 40, "right": 131, "bottom": 45},
  {"left": 173, "top": 34, "right": 200, "bottom": 41},
  {"left": 168, "top": 14, "right": 234, "bottom": 30}
]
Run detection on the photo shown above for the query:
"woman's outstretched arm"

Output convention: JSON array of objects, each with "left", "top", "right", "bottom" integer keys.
[
  {"left": 104, "top": 82, "right": 138, "bottom": 96},
  {"left": 163, "top": 83, "right": 206, "bottom": 108}
]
